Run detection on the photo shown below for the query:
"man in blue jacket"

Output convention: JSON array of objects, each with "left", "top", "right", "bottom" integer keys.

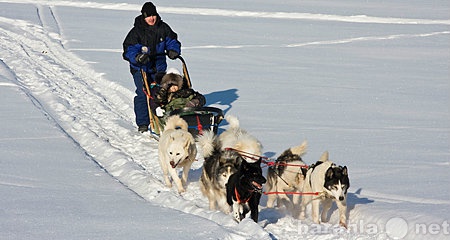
[{"left": 123, "top": 2, "right": 181, "bottom": 133}]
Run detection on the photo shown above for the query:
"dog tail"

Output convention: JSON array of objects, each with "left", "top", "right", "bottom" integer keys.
[
  {"left": 196, "top": 130, "right": 216, "bottom": 157},
  {"left": 318, "top": 151, "right": 329, "bottom": 163},
  {"left": 225, "top": 115, "right": 240, "bottom": 129},
  {"left": 290, "top": 140, "right": 308, "bottom": 156},
  {"left": 163, "top": 115, "right": 188, "bottom": 131}
]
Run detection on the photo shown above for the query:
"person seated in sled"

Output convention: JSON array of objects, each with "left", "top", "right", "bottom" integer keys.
[{"left": 154, "top": 68, "right": 206, "bottom": 117}]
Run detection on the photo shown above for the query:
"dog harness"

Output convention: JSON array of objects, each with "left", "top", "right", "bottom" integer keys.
[{"left": 234, "top": 187, "right": 253, "bottom": 204}]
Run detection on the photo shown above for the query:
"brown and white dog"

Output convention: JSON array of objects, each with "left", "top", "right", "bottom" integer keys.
[
  {"left": 265, "top": 141, "right": 308, "bottom": 215},
  {"left": 158, "top": 115, "right": 197, "bottom": 193}
]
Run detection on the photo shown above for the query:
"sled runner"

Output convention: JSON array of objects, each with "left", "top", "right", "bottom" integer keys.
[{"left": 141, "top": 55, "right": 224, "bottom": 140}]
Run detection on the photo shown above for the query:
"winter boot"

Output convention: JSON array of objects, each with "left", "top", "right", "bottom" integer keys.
[{"left": 138, "top": 125, "right": 148, "bottom": 133}]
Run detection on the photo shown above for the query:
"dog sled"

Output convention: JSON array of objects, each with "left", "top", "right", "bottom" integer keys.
[{"left": 141, "top": 55, "right": 224, "bottom": 140}]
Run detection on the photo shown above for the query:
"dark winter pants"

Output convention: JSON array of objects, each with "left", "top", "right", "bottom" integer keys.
[{"left": 132, "top": 70, "right": 158, "bottom": 127}]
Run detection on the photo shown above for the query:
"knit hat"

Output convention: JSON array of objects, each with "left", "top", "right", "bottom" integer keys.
[{"left": 141, "top": 2, "right": 158, "bottom": 17}]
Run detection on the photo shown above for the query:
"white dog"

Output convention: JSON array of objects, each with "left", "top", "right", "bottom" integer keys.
[
  {"left": 300, "top": 151, "right": 350, "bottom": 228},
  {"left": 265, "top": 141, "right": 308, "bottom": 215},
  {"left": 158, "top": 115, "right": 197, "bottom": 193}
]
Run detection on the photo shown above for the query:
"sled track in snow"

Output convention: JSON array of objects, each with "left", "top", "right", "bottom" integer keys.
[
  {"left": 3, "top": 2, "right": 448, "bottom": 238},
  {"left": 0, "top": 14, "right": 271, "bottom": 239}
]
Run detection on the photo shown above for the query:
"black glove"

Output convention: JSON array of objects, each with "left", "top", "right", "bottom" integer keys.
[
  {"left": 156, "top": 88, "right": 168, "bottom": 104},
  {"left": 167, "top": 50, "right": 179, "bottom": 60},
  {"left": 185, "top": 99, "right": 200, "bottom": 108},
  {"left": 135, "top": 53, "right": 149, "bottom": 64}
]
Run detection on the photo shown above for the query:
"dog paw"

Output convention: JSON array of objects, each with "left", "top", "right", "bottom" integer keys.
[
  {"left": 233, "top": 212, "right": 241, "bottom": 222},
  {"left": 299, "top": 213, "right": 306, "bottom": 220},
  {"left": 340, "top": 221, "right": 348, "bottom": 229}
]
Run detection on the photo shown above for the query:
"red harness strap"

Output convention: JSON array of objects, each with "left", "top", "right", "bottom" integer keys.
[
  {"left": 263, "top": 191, "right": 320, "bottom": 195},
  {"left": 235, "top": 187, "right": 253, "bottom": 204}
]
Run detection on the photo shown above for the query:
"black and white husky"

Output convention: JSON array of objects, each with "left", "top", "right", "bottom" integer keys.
[
  {"left": 300, "top": 151, "right": 350, "bottom": 228},
  {"left": 226, "top": 159, "right": 266, "bottom": 223},
  {"left": 266, "top": 141, "right": 308, "bottom": 214}
]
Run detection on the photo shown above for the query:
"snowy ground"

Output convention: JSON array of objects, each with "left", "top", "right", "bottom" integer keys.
[{"left": 1, "top": 0, "right": 449, "bottom": 239}]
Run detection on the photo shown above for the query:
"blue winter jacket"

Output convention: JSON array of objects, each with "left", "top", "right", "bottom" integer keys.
[{"left": 123, "top": 15, "right": 181, "bottom": 75}]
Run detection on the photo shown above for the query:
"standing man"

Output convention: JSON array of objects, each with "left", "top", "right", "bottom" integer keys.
[{"left": 123, "top": 2, "right": 181, "bottom": 133}]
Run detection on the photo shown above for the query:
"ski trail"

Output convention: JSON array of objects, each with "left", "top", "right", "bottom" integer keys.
[
  {"left": 71, "top": 31, "right": 450, "bottom": 53},
  {"left": 0, "top": 15, "right": 270, "bottom": 239},
  {"left": 183, "top": 31, "right": 450, "bottom": 50},
  {"left": 36, "top": 5, "right": 63, "bottom": 43}
]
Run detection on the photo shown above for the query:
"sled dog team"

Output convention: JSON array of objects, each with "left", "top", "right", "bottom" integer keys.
[{"left": 158, "top": 115, "right": 350, "bottom": 228}]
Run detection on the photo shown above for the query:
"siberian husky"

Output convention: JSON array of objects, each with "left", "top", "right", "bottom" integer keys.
[
  {"left": 197, "top": 115, "right": 263, "bottom": 214},
  {"left": 300, "top": 151, "right": 350, "bottom": 228},
  {"left": 197, "top": 131, "right": 242, "bottom": 213},
  {"left": 266, "top": 141, "right": 308, "bottom": 215},
  {"left": 158, "top": 115, "right": 197, "bottom": 193}
]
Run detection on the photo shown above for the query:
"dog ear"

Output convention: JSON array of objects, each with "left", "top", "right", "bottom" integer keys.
[
  {"left": 325, "top": 167, "right": 334, "bottom": 178},
  {"left": 184, "top": 134, "right": 191, "bottom": 148},
  {"left": 301, "top": 167, "right": 308, "bottom": 177},
  {"left": 342, "top": 166, "right": 348, "bottom": 176},
  {"left": 241, "top": 159, "right": 249, "bottom": 171},
  {"left": 319, "top": 151, "right": 329, "bottom": 162}
]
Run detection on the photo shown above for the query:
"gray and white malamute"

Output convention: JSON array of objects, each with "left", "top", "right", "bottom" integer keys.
[
  {"left": 158, "top": 115, "right": 197, "bottom": 193},
  {"left": 197, "top": 115, "right": 263, "bottom": 214},
  {"left": 197, "top": 131, "right": 242, "bottom": 213},
  {"left": 266, "top": 141, "right": 308, "bottom": 214},
  {"left": 300, "top": 151, "right": 350, "bottom": 228}
]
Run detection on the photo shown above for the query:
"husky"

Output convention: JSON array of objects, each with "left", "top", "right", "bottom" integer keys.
[
  {"left": 197, "top": 131, "right": 242, "bottom": 213},
  {"left": 300, "top": 151, "right": 350, "bottom": 228},
  {"left": 266, "top": 141, "right": 308, "bottom": 215},
  {"left": 226, "top": 158, "right": 266, "bottom": 223},
  {"left": 218, "top": 115, "right": 263, "bottom": 163},
  {"left": 197, "top": 115, "right": 263, "bottom": 214},
  {"left": 158, "top": 115, "right": 197, "bottom": 193}
]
